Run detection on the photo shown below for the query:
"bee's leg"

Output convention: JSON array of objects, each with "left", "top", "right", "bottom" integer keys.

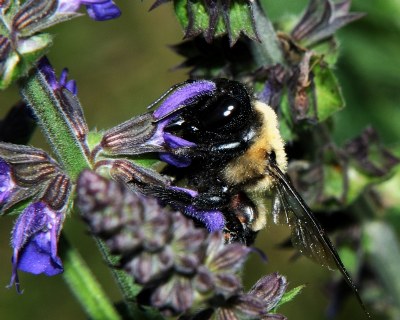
[
  {"left": 226, "top": 192, "right": 259, "bottom": 245},
  {"left": 139, "top": 183, "right": 228, "bottom": 232}
]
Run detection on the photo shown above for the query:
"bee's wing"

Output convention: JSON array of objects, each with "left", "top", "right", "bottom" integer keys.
[
  {"left": 268, "top": 163, "right": 369, "bottom": 316},
  {"left": 271, "top": 179, "right": 337, "bottom": 270}
]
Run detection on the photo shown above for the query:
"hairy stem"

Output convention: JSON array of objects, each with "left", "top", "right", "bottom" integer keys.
[
  {"left": 59, "top": 233, "right": 121, "bottom": 320},
  {"left": 20, "top": 68, "right": 91, "bottom": 180}
]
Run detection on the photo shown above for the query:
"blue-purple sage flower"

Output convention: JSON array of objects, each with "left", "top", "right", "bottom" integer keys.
[
  {"left": 0, "top": 159, "right": 15, "bottom": 205},
  {"left": 0, "top": 144, "right": 72, "bottom": 292},
  {"left": 58, "top": 0, "right": 121, "bottom": 21},
  {"left": 0, "top": 58, "right": 82, "bottom": 290},
  {"left": 9, "top": 201, "right": 65, "bottom": 293},
  {"left": 170, "top": 186, "right": 225, "bottom": 232},
  {"left": 36, "top": 57, "right": 89, "bottom": 144},
  {"left": 0, "top": 0, "right": 120, "bottom": 88},
  {"left": 38, "top": 57, "right": 77, "bottom": 94}
]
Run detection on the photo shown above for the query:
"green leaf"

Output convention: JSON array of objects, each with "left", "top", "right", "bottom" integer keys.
[
  {"left": 278, "top": 93, "right": 296, "bottom": 142},
  {"left": 312, "top": 39, "right": 340, "bottom": 66},
  {"left": 174, "top": 0, "right": 259, "bottom": 45},
  {"left": 338, "top": 246, "right": 357, "bottom": 275},
  {"left": 322, "top": 163, "right": 345, "bottom": 202},
  {"left": 228, "top": 0, "right": 258, "bottom": 44},
  {"left": 174, "top": 0, "right": 209, "bottom": 35},
  {"left": 314, "top": 64, "right": 345, "bottom": 122},
  {"left": 274, "top": 284, "right": 305, "bottom": 310},
  {"left": 363, "top": 221, "right": 400, "bottom": 310}
]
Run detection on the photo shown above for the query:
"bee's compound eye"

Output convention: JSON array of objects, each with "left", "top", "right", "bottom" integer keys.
[{"left": 199, "top": 96, "right": 242, "bottom": 131}]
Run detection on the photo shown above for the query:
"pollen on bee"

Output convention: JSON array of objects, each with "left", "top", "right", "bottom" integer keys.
[{"left": 223, "top": 101, "right": 287, "bottom": 192}]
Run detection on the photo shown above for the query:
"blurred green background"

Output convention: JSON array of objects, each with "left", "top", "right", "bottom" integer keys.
[{"left": 0, "top": 0, "right": 399, "bottom": 319}]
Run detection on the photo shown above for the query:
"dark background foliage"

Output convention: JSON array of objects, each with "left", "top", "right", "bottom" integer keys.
[{"left": 0, "top": 0, "right": 399, "bottom": 319}]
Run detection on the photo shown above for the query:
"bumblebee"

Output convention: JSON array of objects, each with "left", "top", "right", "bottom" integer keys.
[
  {"left": 151, "top": 79, "right": 288, "bottom": 244},
  {"left": 100, "top": 79, "right": 367, "bottom": 314}
]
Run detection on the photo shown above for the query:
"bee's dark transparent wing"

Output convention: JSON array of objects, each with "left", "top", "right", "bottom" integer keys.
[
  {"left": 268, "top": 163, "right": 369, "bottom": 316},
  {"left": 271, "top": 181, "right": 337, "bottom": 270},
  {"left": 269, "top": 163, "right": 349, "bottom": 271}
]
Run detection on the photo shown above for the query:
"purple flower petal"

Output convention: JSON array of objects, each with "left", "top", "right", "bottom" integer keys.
[
  {"left": 59, "top": 68, "right": 69, "bottom": 87},
  {"left": 58, "top": 0, "right": 121, "bottom": 21},
  {"left": 86, "top": 0, "right": 121, "bottom": 21},
  {"left": 0, "top": 159, "right": 14, "bottom": 205},
  {"left": 163, "top": 132, "right": 196, "bottom": 149},
  {"left": 58, "top": 0, "right": 81, "bottom": 13},
  {"left": 159, "top": 133, "right": 196, "bottom": 167},
  {"left": 159, "top": 153, "right": 191, "bottom": 167},
  {"left": 16, "top": 230, "right": 63, "bottom": 276},
  {"left": 153, "top": 80, "right": 216, "bottom": 120},
  {"left": 65, "top": 80, "right": 77, "bottom": 95},
  {"left": 38, "top": 57, "right": 58, "bottom": 91},
  {"left": 170, "top": 186, "right": 198, "bottom": 198},
  {"left": 9, "top": 202, "right": 64, "bottom": 292},
  {"left": 166, "top": 186, "right": 225, "bottom": 231},
  {"left": 185, "top": 206, "right": 225, "bottom": 232},
  {"left": 38, "top": 57, "right": 77, "bottom": 95}
]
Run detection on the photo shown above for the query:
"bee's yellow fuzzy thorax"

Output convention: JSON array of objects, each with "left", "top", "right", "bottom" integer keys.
[{"left": 223, "top": 101, "right": 287, "bottom": 192}]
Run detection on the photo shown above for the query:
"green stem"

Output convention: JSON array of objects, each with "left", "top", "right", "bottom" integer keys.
[
  {"left": 94, "top": 238, "right": 142, "bottom": 318},
  {"left": 20, "top": 67, "right": 91, "bottom": 180},
  {"left": 251, "top": 1, "right": 285, "bottom": 67},
  {"left": 59, "top": 233, "right": 121, "bottom": 320}
]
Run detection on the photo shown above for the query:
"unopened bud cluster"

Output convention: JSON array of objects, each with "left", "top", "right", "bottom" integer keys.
[{"left": 77, "top": 170, "right": 288, "bottom": 318}]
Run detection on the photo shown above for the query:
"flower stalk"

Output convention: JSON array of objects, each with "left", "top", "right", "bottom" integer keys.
[
  {"left": 59, "top": 233, "right": 121, "bottom": 320},
  {"left": 19, "top": 67, "right": 91, "bottom": 180}
]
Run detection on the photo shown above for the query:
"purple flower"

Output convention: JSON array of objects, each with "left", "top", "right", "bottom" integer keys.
[
  {"left": 0, "top": 159, "right": 15, "bottom": 205},
  {"left": 159, "top": 132, "right": 196, "bottom": 167},
  {"left": 170, "top": 186, "right": 225, "bottom": 232},
  {"left": 9, "top": 202, "right": 64, "bottom": 293},
  {"left": 38, "top": 57, "right": 77, "bottom": 95},
  {"left": 58, "top": 0, "right": 121, "bottom": 21}
]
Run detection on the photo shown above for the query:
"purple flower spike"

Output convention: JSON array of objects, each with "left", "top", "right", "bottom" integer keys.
[
  {"left": 9, "top": 202, "right": 64, "bottom": 293},
  {"left": 38, "top": 57, "right": 77, "bottom": 95},
  {"left": 0, "top": 159, "right": 14, "bottom": 205},
  {"left": 153, "top": 80, "right": 216, "bottom": 120},
  {"left": 58, "top": 0, "right": 121, "bottom": 21}
]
